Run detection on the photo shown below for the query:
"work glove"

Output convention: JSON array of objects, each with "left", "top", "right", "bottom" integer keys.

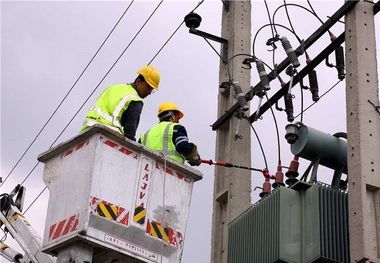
[{"left": 185, "top": 143, "right": 201, "bottom": 166}]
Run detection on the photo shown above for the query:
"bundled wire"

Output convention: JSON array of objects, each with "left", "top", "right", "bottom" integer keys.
[
  {"left": 1, "top": 1, "right": 135, "bottom": 187},
  {"left": 20, "top": 0, "right": 207, "bottom": 214},
  {"left": 148, "top": 0, "right": 205, "bottom": 65},
  {"left": 13, "top": 0, "right": 164, "bottom": 188},
  {"left": 294, "top": 80, "right": 342, "bottom": 119}
]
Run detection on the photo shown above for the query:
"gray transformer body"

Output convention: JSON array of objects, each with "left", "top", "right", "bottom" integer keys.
[{"left": 290, "top": 125, "right": 347, "bottom": 174}]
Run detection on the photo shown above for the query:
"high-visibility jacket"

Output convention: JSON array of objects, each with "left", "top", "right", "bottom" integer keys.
[
  {"left": 140, "top": 122, "right": 185, "bottom": 164},
  {"left": 81, "top": 84, "right": 142, "bottom": 134}
]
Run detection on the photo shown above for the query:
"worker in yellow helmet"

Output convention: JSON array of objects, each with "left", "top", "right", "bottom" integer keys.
[
  {"left": 139, "top": 102, "right": 201, "bottom": 166},
  {"left": 80, "top": 66, "right": 160, "bottom": 141}
]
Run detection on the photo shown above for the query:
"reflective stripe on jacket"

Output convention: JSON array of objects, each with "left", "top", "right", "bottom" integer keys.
[
  {"left": 80, "top": 84, "right": 142, "bottom": 134},
  {"left": 140, "top": 122, "right": 185, "bottom": 164}
]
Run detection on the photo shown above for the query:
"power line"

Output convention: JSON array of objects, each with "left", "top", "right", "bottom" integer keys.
[
  {"left": 20, "top": 0, "right": 164, "bottom": 211},
  {"left": 23, "top": 186, "right": 47, "bottom": 215},
  {"left": 283, "top": 0, "right": 297, "bottom": 38},
  {"left": 20, "top": 162, "right": 39, "bottom": 186},
  {"left": 20, "top": 0, "right": 217, "bottom": 216},
  {"left": 263, "top": 0, "right": 276, "bottom": 67},
  {"left": 8, "top": 0, "right": 203, "bottom": 192},
  {"left": 241, "top": 55, "right": 282, "bottom": 164},
  {"left": 294, "top": 80, "right": 341, "bottom": 119},
  {"left": 252, "top": 23, "right": 296, "bottom": 58},
  {"left": 11, "top": 0, "right": 163, "bottom": 187},
  {"left": 0, "top": 1, "right": 135, "bottom": 188},
  {"left": 248, "top": 121, "right": 268, "bottom": 170},
  {"left": 22, "top": 1, "right": 209, "bottom": 217},
  {"left": 265, "top": 94, "right": 281, "bottom": 163},
  {"left": 307, "top": 0, "right": 325, "bottom": 24},
  {"left": 21, "top": 0, "right": 206, "bottom": 213},
  {"left": 148, "top": 0, "right": 205, "bottom": 65},
  {"left": 273, "top": 3, "right": 332, "bottom": 36}
]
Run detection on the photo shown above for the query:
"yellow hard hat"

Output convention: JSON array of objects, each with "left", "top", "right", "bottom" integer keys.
[
  {"left": 137, "top": 65, "right": 160, "bottom": 90},
  {"left": 157, "top": 102, "right": 184, "bottom": 119}
]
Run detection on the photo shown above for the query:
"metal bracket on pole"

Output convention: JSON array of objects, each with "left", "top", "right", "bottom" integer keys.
[{"left": 184, "top": 12, "right": 229, "bottom": 64}]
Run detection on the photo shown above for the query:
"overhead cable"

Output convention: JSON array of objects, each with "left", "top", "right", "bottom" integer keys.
[
  {"left": 248, "top": 122, "right": 268, "bottom": 170},
  {"left": 0, "top": 1, "right": 135, "bottom": 188},
  {"left": 252, "top": 23, "right": 295, "bottom": 57},
  {"left": 283, "top": 0, "right": 297, "bottom": 39},
  {"left": 274, "top": 2, "right": 334, "bottom": 36},
  {"left": 14, "top": 0, "right": 164, "bottom": 188},
  {"left": 20, "top": 0, "right": 205, "bottom": 214},
  {"left": 272, "top": 3, "right": 323, "bottom": 38},
  {"left": 225, "top": 55, "right": 280, "bottom": 163},
  {"left": 307, "top": 0, "right": 326, "bottom": 25},
  {"left": 20, "top": 1, "right": 164, "bottom": 212},
  {"left": 279, "top": 1, "right": 313, "bottom": 64},
  {"left": 266, "top": 95, "right": 281, "bottom": 163},
  {"left": 148, "top": 0, "right": 205, "bottom": 65},
  {"left": 264, "top": 0, "right": 275, "bottom": 42},
  {"left": 294, "top": 80, "right": 341, "bottom": 119},
  {"left": 23, "top": 186, "right": 47, "bottom": 215},
  {"left": 23, "top": 0, "right": 203, "bottom": 213},
  {"left": 226, "top": 53, "right": 253, "bottom": 81},
  {"left": 20, "top": 162, "right": 39, "bottom": 186},
  {"left": 262, "top": 1, "right": 283, "bottom": 164},
  {"left": 263, "top": 0, "right": 277, "bottom": 67}
]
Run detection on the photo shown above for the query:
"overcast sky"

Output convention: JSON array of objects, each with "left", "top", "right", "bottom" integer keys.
[{"left": 1, "top": 1, "right": 379, "bottom": 262}]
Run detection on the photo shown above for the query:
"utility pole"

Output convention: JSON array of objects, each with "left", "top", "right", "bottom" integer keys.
[
  {"left": 211, "top": 1, "right": 251, "bottom": 263},
  {"left": 345, "top": 0, "right": 380, "bottom": 262}
]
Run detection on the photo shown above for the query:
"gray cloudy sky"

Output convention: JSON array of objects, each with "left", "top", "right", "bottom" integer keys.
[{"left": 1, "top": 1, "right": 379, "bottom": 262}]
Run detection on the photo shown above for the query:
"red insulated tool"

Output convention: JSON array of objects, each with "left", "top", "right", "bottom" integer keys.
[{"left": 201, "top": 159, "right": 263, "bottom": 172}]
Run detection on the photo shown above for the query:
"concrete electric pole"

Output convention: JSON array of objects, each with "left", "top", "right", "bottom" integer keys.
[
  {"left": 345, "top": 0, "right": 380, "bottom": 262},
  {"left": 211, "top": 1, "right": 252, "bottom": 263}
]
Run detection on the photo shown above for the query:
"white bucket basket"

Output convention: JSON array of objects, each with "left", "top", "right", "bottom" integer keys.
[{"left": 38, "top": 126, "right": 202, "bottom": 263}]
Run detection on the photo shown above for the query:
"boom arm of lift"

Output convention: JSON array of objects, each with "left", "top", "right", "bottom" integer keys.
[{"left": 0, "top": 185, "right": 54, "bottom": 263}]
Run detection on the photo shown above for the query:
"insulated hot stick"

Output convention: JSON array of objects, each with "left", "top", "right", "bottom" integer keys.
[
  {"left": 203, "top": 160, "right": 279, "bottom": 197},
  {"left": 203, "top": 159, "right": 276, "bottom": 197},
  {"left": 201, "top": 159, "right": 263, "bottom": 172}
]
